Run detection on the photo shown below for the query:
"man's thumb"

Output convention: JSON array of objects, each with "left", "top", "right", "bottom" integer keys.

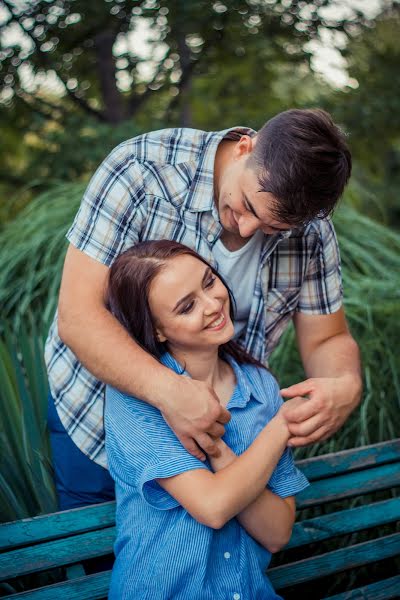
[{"left": 280, "top": 381, "right": 312, "bottom": 398}]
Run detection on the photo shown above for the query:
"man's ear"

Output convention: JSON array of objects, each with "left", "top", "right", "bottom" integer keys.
[{"left": 234, "top": 135, "right": 254, "bottom": 159}]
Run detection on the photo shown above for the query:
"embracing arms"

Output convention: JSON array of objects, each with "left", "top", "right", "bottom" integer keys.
[
  {"left": 57, "top": 244, "right": 230, "bottom": 459},
  {"left": 157, "top": 401, "right": 301, "bottom": 553}
]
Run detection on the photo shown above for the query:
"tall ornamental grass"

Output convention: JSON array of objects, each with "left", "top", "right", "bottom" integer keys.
[
  {"left": 0, "top": 323, "right": 57, "bottom": 522},
  {"left": 0, "top": 180, "right": 399, "bottom": 521}
]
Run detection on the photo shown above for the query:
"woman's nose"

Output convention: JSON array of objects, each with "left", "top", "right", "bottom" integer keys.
[{"left": 203, "top": 294, "right": 221, "bottom": 315}]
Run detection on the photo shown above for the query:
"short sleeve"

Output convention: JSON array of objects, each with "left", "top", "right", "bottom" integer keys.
[
  {"left": 267, "top": 447, "right": 309, "bottom": 497},
  {"left": 66, "top": 143, "right": 147, "bottom": 266},
  {"left": 104, "top": 386, "right": 209, "bottom": 510},
  {"left": 296, "top": 218, "right": 343, "bottom": 315}
]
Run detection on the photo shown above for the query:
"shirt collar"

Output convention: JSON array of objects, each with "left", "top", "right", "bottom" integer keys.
[
  {"left": 184, "top": 126, "right": 257, "bottom": 214},
  {"left": 159, "top": 351, "right": 263, "bottom": 408}
]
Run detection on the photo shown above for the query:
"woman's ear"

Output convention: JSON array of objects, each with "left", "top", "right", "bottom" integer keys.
[{"left": 156, "top": 328, "right": 167, "bottom": 343}]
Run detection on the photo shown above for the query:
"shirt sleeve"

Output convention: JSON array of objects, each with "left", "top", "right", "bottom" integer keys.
[
  {"left": 296, "top": 218, "right": 343, "bottom": 314},
  {"left": 104, "top": 386, "right": 209, "bottom": 511},
  {"left": 66, "top": 142, "right": 147, "bottom": 266}
]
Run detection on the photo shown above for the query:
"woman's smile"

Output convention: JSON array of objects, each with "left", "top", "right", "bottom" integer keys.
[{"left": 205, "top": 310, "right": 227, "bottom": 331}]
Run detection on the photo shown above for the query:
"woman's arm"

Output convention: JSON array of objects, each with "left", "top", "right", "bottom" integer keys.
[
  {"left": 209, "top": 440, "right": 295, "bottom": 552},
  {"left": 156, "top": 410, "right": 290, "bottom": 537}
]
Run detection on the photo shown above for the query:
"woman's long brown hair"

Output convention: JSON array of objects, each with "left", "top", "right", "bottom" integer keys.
[{"left": 106, "top": 240, "right": 266, "bottom": 370}]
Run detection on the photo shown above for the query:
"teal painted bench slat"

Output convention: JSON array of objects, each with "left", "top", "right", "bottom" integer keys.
[
  {"left": 296, "top": 462, "right": 400, "bottom": 508},
  {"left": 0, "top": 502, "right": 115, "bottom": 552},
  {"left": 268, "top": 532, "right": 400, "bottom": 589},
  {"left": 1, "top": 439, "right": 399, "bottom": 599},
  {"left": 2, "top": 496, "right": 398, "bottom": 580},
  {"left": 0, "top": 527, "right": 115, "bottom": 580},
  {"left": 297, "top": 439, "right": 400, "bottom": 481},
  {"left": 287, "top": 496, "right": 400, "bottom": 549},
  {"left": 324, "top": 574, "right": 400, "bottom": 600},
  {"left": 1, "top": 571, "right": 111, "bottom": 600}
]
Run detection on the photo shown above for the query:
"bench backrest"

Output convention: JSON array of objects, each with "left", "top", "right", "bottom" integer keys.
[{"left": 1, "top": 439, "right": 399, "bottom": 599}]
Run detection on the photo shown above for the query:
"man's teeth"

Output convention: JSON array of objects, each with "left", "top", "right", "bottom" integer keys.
[{"left": 209, "top": 313, "right": 224, "bottom": 328}]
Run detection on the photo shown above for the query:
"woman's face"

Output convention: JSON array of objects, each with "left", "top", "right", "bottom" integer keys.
[{"left": 148, "top": 254, "right": 234, "bottom": 352}]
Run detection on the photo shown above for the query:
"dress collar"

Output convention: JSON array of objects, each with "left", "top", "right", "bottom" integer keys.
[{"left": 160, "top": 351, "right": 263, "bottom": 408}]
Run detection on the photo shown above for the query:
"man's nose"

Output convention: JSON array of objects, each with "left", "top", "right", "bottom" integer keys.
[{"left": 239, "top": 216, "right": 258, "bottom": 238}]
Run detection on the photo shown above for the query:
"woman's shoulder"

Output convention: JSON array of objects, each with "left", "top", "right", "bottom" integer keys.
[{"left": 105, "top": 384, "right": 163, "bottom": 425}]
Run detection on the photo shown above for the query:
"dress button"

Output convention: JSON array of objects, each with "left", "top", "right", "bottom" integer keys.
[
  {"left": 224, "top": 552, "right": 231, "bottom": 559},
  {"left": 207, "top": 234, "right": 214, "bottom": 243},
  {"left": 233, "top": 594, "right": 240, "bottom": 600}
]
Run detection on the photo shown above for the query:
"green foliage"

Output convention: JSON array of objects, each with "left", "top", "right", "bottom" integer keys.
[
  {"left": 0, "top": 322, "right": 57, "bottom": 522},
  {"left": 0, "top": 0, "right": 373, "bottom": 209},
  {"left": 325, "top": 5, "right": 400, "bottom": 226},
  {"left": 0, "top": 181, "right": 84, "bottom": 330},
  {"left": 270, "top": 200, "right": 400, "bottom": 459}
]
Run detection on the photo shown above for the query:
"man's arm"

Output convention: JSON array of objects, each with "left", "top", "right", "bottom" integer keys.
[
  {"left": 57, "top": 244, "right": 230, "bottom": 460},
  {"left": 281, "top": 308, "right": 362, "bottom": 447}
]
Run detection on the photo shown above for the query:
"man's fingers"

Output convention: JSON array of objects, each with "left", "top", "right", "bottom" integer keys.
[
  {"left": 206, "top": 422, "right": 226, "bottom": 439},
  {"left": 195, "top": 433, "right": 221, "bottom": 457},
  {"left": 217, "top": 406, "right": 231, "bottom": 424},
  {"left": 287, "top": 413, "right": 324, "bottom": 438},
  {"left": 283, "top": 397, "right": 319, "bottom": 423},
  {"left": 288, "top": 425, "right": 328, "bottom": 448},
  {"left": 180, "top": 437, "right": 206, "bottom": 462},
  {"left": 280, "top": 381, "right": 313, "bottom": 398}
]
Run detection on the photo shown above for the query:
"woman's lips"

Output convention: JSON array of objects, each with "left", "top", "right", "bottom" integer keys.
[{"left": 206, "top": 311, "right": 226, "bottom": 331}]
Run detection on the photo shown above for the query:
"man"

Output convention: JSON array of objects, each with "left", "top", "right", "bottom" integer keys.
[{"left": 45, "top": 108, "right": 362, "bottom": 510}]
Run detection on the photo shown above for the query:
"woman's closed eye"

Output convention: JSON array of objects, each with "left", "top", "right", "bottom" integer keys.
[
  {"left": 180, "top": 300, "right": 195, "bottom": 315},
  {"left": 178, "top": 276, "right": 216, "bottom": 314},
  {"left": 205, "top": 275, "right": 216, "bottom": 288}
]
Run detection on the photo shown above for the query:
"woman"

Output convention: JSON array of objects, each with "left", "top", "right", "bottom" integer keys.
[{"left": 105, "top": 240, "right": 309, "bottom": 599}]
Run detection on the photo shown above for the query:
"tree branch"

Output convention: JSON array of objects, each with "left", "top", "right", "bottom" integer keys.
[{"left": 2, "top": 0, "right": 106, "bottom": 121}]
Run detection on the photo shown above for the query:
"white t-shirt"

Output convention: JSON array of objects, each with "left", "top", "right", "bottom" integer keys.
[{"left": 212, "top": 230, "right": 264, "bottom": 338}]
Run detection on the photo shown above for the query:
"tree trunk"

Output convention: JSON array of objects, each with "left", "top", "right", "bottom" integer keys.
[
  {"left": 177, "top": 32, "right": 192, "bottom": 127},
  {"left": 94, "top": 30, "right": 127, "bottom": 124}
]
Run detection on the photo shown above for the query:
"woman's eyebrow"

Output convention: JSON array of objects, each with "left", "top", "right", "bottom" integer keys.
[{"left": 172, "top": 267, "right": 211, "bottom": 313}]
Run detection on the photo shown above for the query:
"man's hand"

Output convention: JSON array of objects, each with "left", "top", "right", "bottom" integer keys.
[
  {"left": 159, "top": 376, "right": 231, "bottom": 461},
  {"left": 280, "top": 373, "right": 362, "bottom": 447}
]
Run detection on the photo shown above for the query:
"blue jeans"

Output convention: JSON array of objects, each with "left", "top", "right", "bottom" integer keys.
[{"left": 47, "top": 392, "right": 115, "bottom": 511}]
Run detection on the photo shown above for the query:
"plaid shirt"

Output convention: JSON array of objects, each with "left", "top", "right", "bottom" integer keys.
[{"left": 45, "top": 126, "right": 343, "bottom": 467}]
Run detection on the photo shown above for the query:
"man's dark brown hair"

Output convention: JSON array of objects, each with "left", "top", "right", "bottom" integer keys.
[{"left": 248, "top": 108, "right": 352, "bottom": 226}]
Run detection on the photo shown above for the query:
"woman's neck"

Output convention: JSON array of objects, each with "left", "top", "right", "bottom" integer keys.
[{"left": 167, "top": 346, "right": 224, "bottom": 388}]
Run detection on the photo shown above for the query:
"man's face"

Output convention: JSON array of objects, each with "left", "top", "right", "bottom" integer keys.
[{"left": 215, "top": 138, "right": 292, "bottom": 238}]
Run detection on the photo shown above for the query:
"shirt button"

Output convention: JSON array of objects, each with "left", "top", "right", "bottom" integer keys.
[
  {"left": 224, "top": 552, "right": 231, "bottom": 559},
  {"left": 207, "top": 234, "right": 214, "bottom": 243},
  {"left": 233, "top": 594, "right": 240, "bottom": 600}
]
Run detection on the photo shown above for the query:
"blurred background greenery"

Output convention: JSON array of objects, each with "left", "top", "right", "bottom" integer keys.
[{"left": 0, "top": 0, "right": 399, "bottom": 528}]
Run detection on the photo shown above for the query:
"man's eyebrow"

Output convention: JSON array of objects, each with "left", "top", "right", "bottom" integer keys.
[
  {"left": 172, "top": 266, "right": 211, "bottom": 312},
  {"left": 244, "top": 194, "right": 261, "bottom": 220}
]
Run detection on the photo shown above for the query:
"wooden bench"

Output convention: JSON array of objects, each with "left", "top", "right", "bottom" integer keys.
[{"left": 1, "top": 439, "right": 399, "bottom": 599}]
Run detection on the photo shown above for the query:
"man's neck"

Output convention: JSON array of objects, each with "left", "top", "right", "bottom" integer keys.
[{"left": 219, "top": 228, "right": 253, "bottom": 251}]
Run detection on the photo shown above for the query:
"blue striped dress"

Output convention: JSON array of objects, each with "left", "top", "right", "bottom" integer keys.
[{"left": 105, "top": 353, "right": 309, "bottom": 599}]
